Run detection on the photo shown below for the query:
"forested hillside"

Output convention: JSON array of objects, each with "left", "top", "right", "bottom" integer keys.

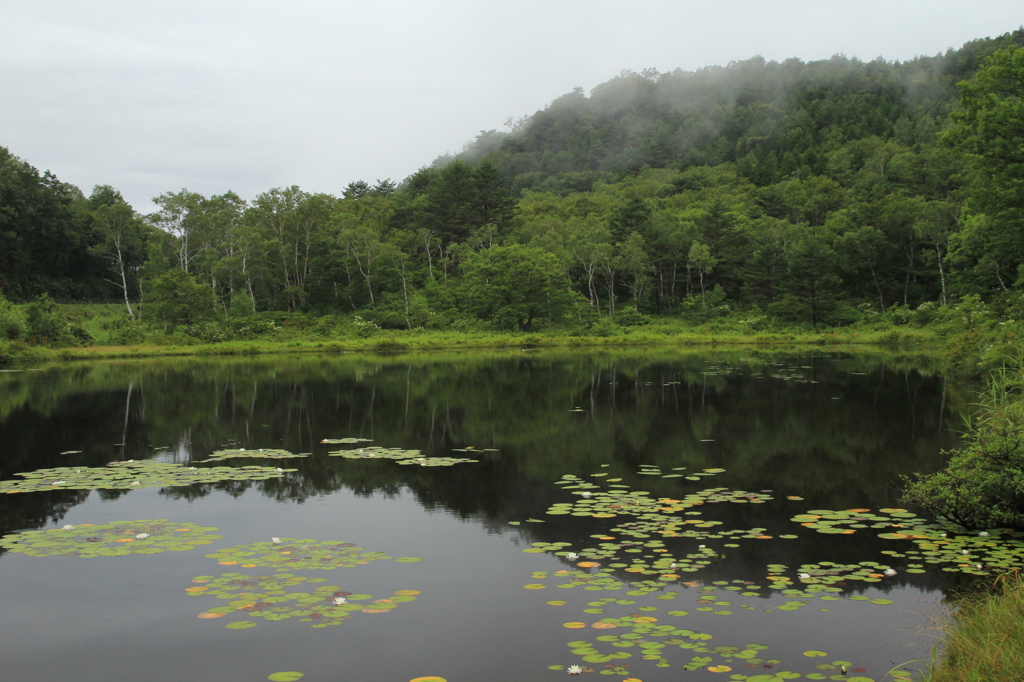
[{"left": 2, "top": 28, "right": 1024, "bottom": 335}]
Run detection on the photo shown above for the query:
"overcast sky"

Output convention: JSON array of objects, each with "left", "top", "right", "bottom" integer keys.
[{"left": 2, "top": 1, "right": 1021, "bottom": 211}]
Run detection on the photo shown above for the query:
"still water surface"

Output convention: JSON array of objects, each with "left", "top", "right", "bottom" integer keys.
[{"left": 0, "top": 350, "right": 967, "bottom": 681}]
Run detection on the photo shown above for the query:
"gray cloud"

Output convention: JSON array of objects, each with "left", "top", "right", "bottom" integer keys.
[{"left": 2, "top": 0, "right": 1021, "bottom": 210}]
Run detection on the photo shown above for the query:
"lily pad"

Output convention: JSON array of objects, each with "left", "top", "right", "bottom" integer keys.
[
  {"left": 267, "top": 673, "right": 305, "bottom": 681},
  {"left": 0, "top": 460, "right": 293, "bottom": 494},
  {"left": 201, "top": 448, "right": 305, "bottom": 462},
  {"left": 189, "top": 572, "right": 418, "bottom": 629},
  {"left": 0, "top": 520, "right": 222, "bottom": 557},
  {"left": 206, "top": 539, "right": 396, "bottom": 570}
]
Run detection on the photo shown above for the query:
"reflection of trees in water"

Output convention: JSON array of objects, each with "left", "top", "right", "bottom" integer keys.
[
  {"left": 0, "top": 489, "right": 90, "bottom": 557},
  {"left": 0, "top": 350, "right": 969, "bottom": 541}
]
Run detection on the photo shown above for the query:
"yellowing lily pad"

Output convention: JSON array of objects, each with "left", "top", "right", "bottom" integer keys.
[{"left": 267, "top": 673, "right": 304, "bottom": 681}]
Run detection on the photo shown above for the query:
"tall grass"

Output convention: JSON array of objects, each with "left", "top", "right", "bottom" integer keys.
[{"left": 926, "top": 572, "right": 1024, "bottom": 681}]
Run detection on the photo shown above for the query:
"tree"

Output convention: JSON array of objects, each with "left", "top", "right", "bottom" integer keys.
[
  {"left": 150, "top": 189, "right": 205, "bottom": 271},
  {"left": 618, "top": 232, "right": 652, "bottom": 310},
  {"left": 776, "top": 230, "right": 842, "bottom": 327},
  {"left": 567, "top": 217, "right": 613, "bottom": 309},
  {"left": 462, "top": 245, "right": 574, "bottom": 331},
  {"left": 88, "top": 187, "right": 148, "bottom": 318},
  {"left": 147, "top": 269, "right": 216, "bottom": 329},
  {"left": 473, "top": 158, "right": 515, "bottom": 229},
  {"left": 249, "top": 187, "right": 334, "bottom": 310},
  {"left": 943, "top": 46, "right": 1024, "bottom": 295},
  {"left": 687, "top": 242, "right": 716, "bottom": 307},
  {"left": 423, "top": 160, "right": 478, "bottom": 246}
]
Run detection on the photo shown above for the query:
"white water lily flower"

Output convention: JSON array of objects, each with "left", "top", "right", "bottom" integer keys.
[
  {"left": 884, "top": 568, "right": 897, "bottom": 577},
  {"left": 976, "top": 564, "right": 983, "bottom": 569},
  {"left": 799, "top": 573, "right": 810, "bottom": 579},
  {"left": 565, "top": 552, "right": 580, "bottom": 561},
  {"left": 62, "top": 524, "right": 74, "bottom": 530},
  {"left": 962, "top": 550, "right": 969, "bottom": 555},
  {"left": 275, "top": 468, "right": 284, "bottom": 473},
  {"left": 333, "top": 597, "right": 347, "bottom": 605},
  {"left": 979, "top": 531, "right": 990, "bottom": 537},
  {"left": 567, "top": 665, "right": 583, "bottom": 675},
  {"left": 940, "top": 532, "right": 947, "bottom": 538},
  {"left": 698, "top": 544, "right": 706, "bottom": 549},
  {"left": 272, "top": 537, "right": 282, "bottom": 544},
  {"left": 136, "top": 533, "right": 150, "bottom": 539},
  {"left": 52, "top": 480, "right": 66, "bottom": 485},
  {"left": 670, "top": 563, "right": 677, "bottom": 568},
  {"left": 130, "top": 481, "right": 140, "bottom": 486},
  {"left": 580, "top": 492, "right": 592, "bottom": 499}
]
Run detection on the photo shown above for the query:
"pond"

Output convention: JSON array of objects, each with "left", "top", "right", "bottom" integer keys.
[{"left": 0, "top": 349, "right": 985, "bottom": 682}]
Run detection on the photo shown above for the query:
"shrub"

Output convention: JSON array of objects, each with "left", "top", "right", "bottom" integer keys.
[
  {"left": 104, "top": 315, "right": 146, "bottom": 345},
  {"left": 615, "top": 308, "right": 653, "bottom": 327},
  {"left": 0, "top": 292, "right": 24, "bottom": 340},
  {"left": 185, "top": 321, "right": 229, "bottom": 344},
  {"left": 25, "top": 294, "right": 75, "bottom": 346},
  {"left": 902, "top": 373, "right": 1024, "bottom": 529}
]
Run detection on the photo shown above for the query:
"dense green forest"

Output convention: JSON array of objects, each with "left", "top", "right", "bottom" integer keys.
[{"left": 2, "top": 29, "right": 1024, "bottom": 339}]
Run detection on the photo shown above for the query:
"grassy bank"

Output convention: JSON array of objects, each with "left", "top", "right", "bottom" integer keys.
[
  {"left": 9, "top": 326, "right": 941, "bottom": 364},
  {"left": 926, "top": 573, "right": 1024, "bottom": 681},
  {"left": 0, "top": 302, "right": 947, "bottom": 366}
]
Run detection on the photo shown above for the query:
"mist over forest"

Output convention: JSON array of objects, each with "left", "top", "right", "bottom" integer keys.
[{"left": 2, "top": 27, "right": 1024, "bottom": 334}]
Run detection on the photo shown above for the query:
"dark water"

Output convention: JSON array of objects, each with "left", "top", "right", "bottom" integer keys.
[{"left": 0, "top": 349, "right": 967, "bottom": 682}]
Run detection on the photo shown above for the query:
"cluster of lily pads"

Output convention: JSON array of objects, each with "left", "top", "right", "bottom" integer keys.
[
  {"left": 542, "top": 598, "right": 876, "bottom": 679},
  {"left": 328, "top": 446, "right": 477, "bottom": 467},
  {"left": 206, "top": 538, "right": 421, "bottom": 569},
  {"left": 187, "top": 572, "right": 420, "bottom": 629},
  {"left": 636, "top": 465, "right": 727, "bottom": 481},
  {"left": 515, "top": 468, "right": 946, "bottom": 679},
  {"left": 201, "top": 449, "right": 308, "bottom": 462},
  {"left": 0, "top": 520, "right": 222, "bottom": 557},
  {"left": 0, "top": 460, "right": 295, "bottom": 493},
  {"left": 794, "top": 508, "right": 1024, "bottom": 577},
  {"left": 538, "top": 579, "right": 884, "bottom": 679}
]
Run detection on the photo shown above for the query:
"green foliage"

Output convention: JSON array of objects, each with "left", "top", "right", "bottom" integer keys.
[
  {"left": 104, "top": 313, "right": 146, "bottom": 345},
  {"left": 614, "top": 308, "right": 652, "bottom": 327},
  {"left": 0, "top": 289, "right": 24, "bottom": 340},
  {"left": 462, "top": 244, "right": 575, "bottom": 331},
  {"left": 7, "top": 30, "right": 1024, "bottom": 338},
  {"left": 185, "top": 321, "right": 230, "bottom": 344},
  {"left": 25, "top": 293, "right": 75, "bottom": 346},
  {"left": 904, "top": 369, "right": 1024, "bottom": 529},
  {"left": 148, "top": 269, "right": 216, "bottom": 329},
  {"left": 944, "top": 45, "right": 1024, "bottom": 296}
]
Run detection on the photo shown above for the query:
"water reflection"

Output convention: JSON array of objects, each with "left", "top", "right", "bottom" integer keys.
[{"left": 0, "top": 349, "right": 965, "bottom": 536}]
